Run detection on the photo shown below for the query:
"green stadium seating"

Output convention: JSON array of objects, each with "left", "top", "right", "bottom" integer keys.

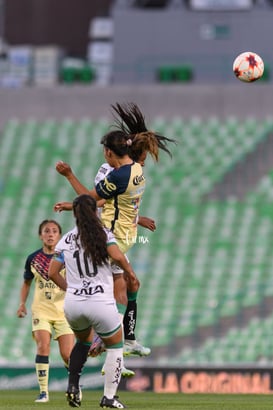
[{"left": 1, "top": 116, "right": 273, "bottom": 365}]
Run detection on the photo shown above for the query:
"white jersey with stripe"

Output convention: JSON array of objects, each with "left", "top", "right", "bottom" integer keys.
[
  {"left": 94, "top": 163, "right": 113, "bottom": 186},
  {"left": 54, "top": 226, "right": 117, "bottom": 301},
  {"left": 94, "top": 163, "right": 113, "bottom": 219}
]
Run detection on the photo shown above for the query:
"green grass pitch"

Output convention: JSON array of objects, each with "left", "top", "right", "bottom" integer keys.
[{"left": 1, "top": 390, "right": 273, "bottom": 409}]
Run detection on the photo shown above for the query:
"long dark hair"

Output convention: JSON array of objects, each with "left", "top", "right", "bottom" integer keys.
[
  {"left": 101, "top": 102, "right": 176, "bottom": 162},
  {"left": 72, "top": 195, "right": 108, "bottom": 266}
]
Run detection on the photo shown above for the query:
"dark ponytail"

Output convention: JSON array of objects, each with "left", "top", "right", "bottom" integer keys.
[
  {"left": 101, "top": 102, "right": 176, "bottom": 161},
  {"left": 72, "top": 195, "right": 108, "bottom": 266}
]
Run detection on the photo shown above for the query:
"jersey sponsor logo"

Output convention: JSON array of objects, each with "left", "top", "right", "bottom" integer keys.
[
  {"left": 100, "top": 166, "right": 108, "bottom": 175},
  {"left": 103, "top": 177, "right": 116, "bottom": 192},
  {"left": 65, "top": 232, "right": 77, "bottom": 245},
  {"left": 38, "top": 280, "right": 58, "bottom": 289},
  {"left": 73, "top": 285, "right": 104, "bottom": 296},
  {"left": 113, "top": 357, "right": 122, "bottom": 385},
  {"left": 133, "top": 174, "right": 145, "bottom": 185},
  {"left": 126, "top": 309, "right": 136, "bottom": 336}
]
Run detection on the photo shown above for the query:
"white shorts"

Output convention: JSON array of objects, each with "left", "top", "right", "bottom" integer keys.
[
  {"left": 111, "top": 254, "right": 130, "bottom": 274},
  {"left": 64, "top": 294, "right": 121, "bottom": 336}
]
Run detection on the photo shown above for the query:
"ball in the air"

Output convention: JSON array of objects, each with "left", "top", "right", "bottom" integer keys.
[{"left": 233, "top": 51, "right": 264, "bottom": 82}]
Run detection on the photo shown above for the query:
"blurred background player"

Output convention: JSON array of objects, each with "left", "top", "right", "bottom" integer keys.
[
  {"left": 48, "top": 194, "right": 137, "bottom": 408},
  {"left": 16, "top": 219, "right": 75, "bottom": 403}
]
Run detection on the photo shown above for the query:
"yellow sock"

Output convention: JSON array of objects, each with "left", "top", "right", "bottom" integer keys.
[{"left": 36, "top": 362, "right": 49, "bottom": 394}]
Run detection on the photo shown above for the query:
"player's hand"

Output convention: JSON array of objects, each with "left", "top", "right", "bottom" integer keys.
[
  {"left": 138, "top": 216, "right": 156, "bottom": 231},
  {"left": 56, "top": 161, "right": 73, "bottom": 177},
  {"left": 17, "top": 304, "right": 27, "bottom": 318},
  {"left": 88, "top": 334, "right": 106, "bottom": 358},
  {"left": 54, "top": 201, "right": 73, "bottom": 212}
]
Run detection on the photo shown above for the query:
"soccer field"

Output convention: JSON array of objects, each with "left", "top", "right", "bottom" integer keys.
[{"left": 1, "top": 391, "right": 273, "bottom": 410}]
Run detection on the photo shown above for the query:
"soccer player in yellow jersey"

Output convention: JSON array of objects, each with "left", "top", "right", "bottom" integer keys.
[
  {"left": 54, "top": 103, "right": 175, "bottom": 361},
  {"left": 16, "top": 220, "right": 75, "bottom": 403}
]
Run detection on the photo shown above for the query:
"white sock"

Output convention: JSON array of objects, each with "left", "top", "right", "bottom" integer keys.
[{"left": 103, "top": 348, "right": 123, "bottom": 398}]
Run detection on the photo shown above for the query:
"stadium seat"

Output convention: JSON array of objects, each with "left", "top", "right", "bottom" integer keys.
[{"left": 2, "top": 116, "right": 273, "bottom": 365}]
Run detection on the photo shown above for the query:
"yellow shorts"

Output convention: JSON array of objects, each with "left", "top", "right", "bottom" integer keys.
[{"left": 32, "top": 317, "right": 74, "bottom": 340}]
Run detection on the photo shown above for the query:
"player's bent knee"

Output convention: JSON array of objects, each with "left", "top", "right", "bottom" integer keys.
[{"left": 102, "top": 326, "right": 123, "bottom": 348}]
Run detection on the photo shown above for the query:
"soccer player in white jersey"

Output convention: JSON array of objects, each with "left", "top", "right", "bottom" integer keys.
[
  {"left": 48, "top": 194, "right": 138, "bottom": 409},
  {"left": 55, "top": 103, "right": 176, "bottom": 364}
]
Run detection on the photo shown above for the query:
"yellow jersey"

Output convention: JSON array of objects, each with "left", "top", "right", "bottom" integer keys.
[
  {"left": 24, "top": 248, "right": 66, "bottom": 320},
  {"left": 95, "top": 162, "right": 145, "bottom": 253}
]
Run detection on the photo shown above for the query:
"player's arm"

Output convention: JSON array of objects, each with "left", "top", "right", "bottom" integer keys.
[
  {"left": 54, "top": 199, "right": 106, "bottom": 213},
  {"left": 107, "top": 243, "right": 140, "bottom": 292},
  {"left": 54, "top": 201, "right": 73, "bottom": 212},
  {"left": 55, "top": 161, "right": 101, "bottom": 201},
  {"left": 17, "top": 279, "right": 32, "bottom": 318},
  {"left": 138, "top": 216, "right": 156, "bottom": 231},
  {"left": 97, "top": 199, "right": 106, "bottom": 208},
  {"left": 48, "top": 257, "right": 67, "bottom": 291}
]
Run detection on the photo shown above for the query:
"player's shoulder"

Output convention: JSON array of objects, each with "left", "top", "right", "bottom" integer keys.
[
  {"left": 104, "top": 227, "right": 116, "bottom": 244},
  {"left": 58, "top": 227, "right": 77, "bottom": 246},
  {"left": 99, "top": 162, "right": 113, "bottom": 173},
  {"left": 95, "top": 163, "right": 113, "bottom": 185},
  {"left": 112, "top": 162, "right": 143, "bottom": 184},
  {"left": 110, "top": 163, "right": 134, "bottom": 179},
  {"left": 26, "top": 248, "right": 43, "bottom": 262}
]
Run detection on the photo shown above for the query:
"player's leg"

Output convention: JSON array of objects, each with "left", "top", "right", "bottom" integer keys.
[
  {"left": 66, "top": 327, "right": 92, "bottom": 408},
  {"left": 92, "top": 266, "right": 135, "bottom": 376},
  {"left": 32, "top": 324, "right": 51, "bottom": 403},
  {"left": 123, "top": 275, "right": 151, "bottom": 357},
  {"left": 54, "top": 319, "right": 75, "bottom": 368},
  {"left": 64, "top": 298, "right": 92, "bottom": 408},
  {"left": 99, "top": 324, "right": 126, "bottom": 408}
]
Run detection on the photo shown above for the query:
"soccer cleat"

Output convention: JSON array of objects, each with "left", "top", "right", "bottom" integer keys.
[
  {"left": 121, "top": 366, "right": 135, "bottom": 378},
  {"left": 66, "top": 385, "right": 81, "bottom": 407},
  {"left": 100, "top": 395, "right": 126, "bottom": 408},
  {"left": 34, "top": 391, "right": 49, "bottom": 403},
  {"left": 123, "top": 340, "right": 151, "bottom": 357},
  {"left": 78, "top": 386, "right": 82, "bottom": 401},
  {"left": 101, "top": 366, "right": 135, "bottom": 378}
]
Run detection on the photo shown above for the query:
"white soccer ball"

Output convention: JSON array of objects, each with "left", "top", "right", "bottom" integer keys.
[{"left": 233, "top": 51, "right": 264, "bottom": 82}]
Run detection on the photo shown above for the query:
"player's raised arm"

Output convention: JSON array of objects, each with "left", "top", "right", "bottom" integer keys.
[
  {"left": 54, "top": 201, "right": 73, "bottom": 212},
  {"left": 56, "top": 161, "right": 90, "bottom": 195},
  {"left": 55, "top": 160, "right": 101, "bottom": 201}
]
